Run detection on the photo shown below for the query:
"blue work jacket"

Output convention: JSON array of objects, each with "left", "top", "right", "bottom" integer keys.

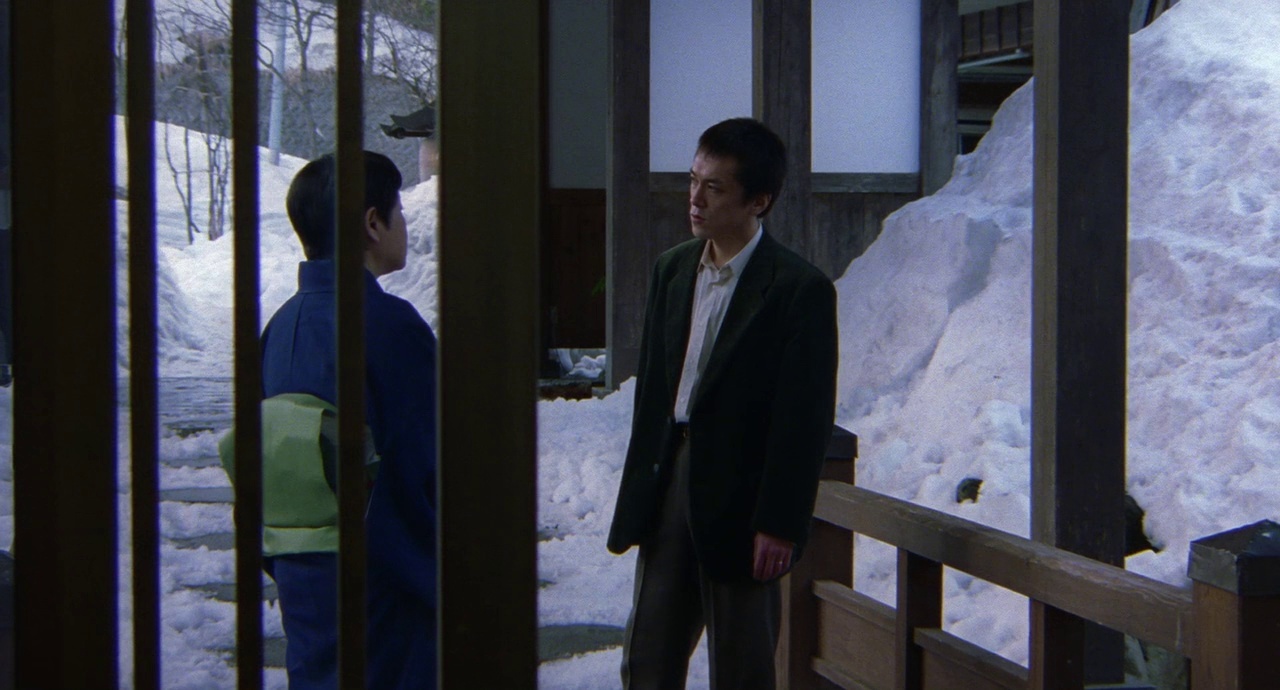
[{"left": 262, "top": 260, "right": 438, "bottom": 610}]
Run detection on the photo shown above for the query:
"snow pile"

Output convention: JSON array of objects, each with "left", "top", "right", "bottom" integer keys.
[
  {"left": 140, "top": 124, "right": 440, "bottom": 377},
  {"left": 834, "top": 0, "right": 1280, "bottom": 663}
]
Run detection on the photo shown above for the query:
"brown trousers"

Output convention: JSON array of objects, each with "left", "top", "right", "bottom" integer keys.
[{"left": 620, "top": 437, "right": 781, "bottom": 690}]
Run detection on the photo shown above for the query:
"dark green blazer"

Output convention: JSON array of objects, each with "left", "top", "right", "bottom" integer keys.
[{"left": 607, "top": 231, "right": 838, "bottom": 582}]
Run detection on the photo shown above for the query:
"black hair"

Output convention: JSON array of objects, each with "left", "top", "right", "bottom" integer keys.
[
  {"left": 696, "top": 118, "right": 787, "bottom": 218},
  {"left": 285, "top": 151, "right": 403, "bottom": 260}
]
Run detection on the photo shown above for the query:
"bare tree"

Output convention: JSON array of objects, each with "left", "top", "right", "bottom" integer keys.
[
  {"left": 155, "top": 7, "right": 233, "bottom": 242},
  {"left": 368, "top": 0, "right": 437, "bottom": 106}
]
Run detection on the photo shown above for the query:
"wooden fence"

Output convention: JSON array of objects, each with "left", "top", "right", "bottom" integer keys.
[{"left": 777, "top": 457, "right": 1280, "bottom": 689}]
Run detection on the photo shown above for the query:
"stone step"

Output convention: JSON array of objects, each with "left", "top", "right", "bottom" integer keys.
[
  {"left": 193, "top": 581, "right": 279, "bottom": 603},
  {"left": 161, "top": 454, "right": 224, "bottom": 469},
  {"left": 160, "top": 487, "right": 234, "bottom": 504},
  {"left": 218, "top": 636, "right": 288, "bottom": 670},
  {"left": 538, "top": 624, "right": 625, "bottom": 663},
  {"left": 220, "top": 624, "right": 625, "bottom": 666},
  {"left": 172, "top": 532, "right": 235, "bottom": 551}
]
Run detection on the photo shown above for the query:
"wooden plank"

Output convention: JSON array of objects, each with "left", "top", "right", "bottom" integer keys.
[
  {"left": 1030, "top": 602, "right": 1085, "bottom": 690},
  {"left": 1187, "top": 523, "right": 1280, "bottom": 689},
  {"left": 811, "top": 173, "right": 921, "bottom": 195},
  {"left": 333, "top": 0, "right": 368, "bottom": 686},
  {"left": 125, "top": 1, "right": 161, "bottom": 688},
  {"left": 230, "top": 0, "right": 265, "bottom": 686},
  {"left": 810, "top": 191, "right": 916, "bottom": 280},
  {"left": 1030, "top": 0, "right": 1131, "bottom": 684},
  {"left": 916, "top": 628, "right": 1028, "bottom": 690},
  {"left": 605, "top": 0, "right": 650, "bottom": 387},
  {"left": 812, "top": 658, "right": 878, "bottom": 690},
  {"left": 814, "top": 581, "right": 895, "bottom": 690},
  {"left": 896, "top": 551, "right": 942, "bottom": 689},
  {"left": 778, "top": 449, "right": 854, "bottom": 689},
  {"left": 544, "top": 189, "right": 606, "bottom": 348},
  {"left": 1189, "top": 582, "right": 1280, "bottom": 688},
  {"left": 438, "top": 1, "right": 541, "bottom": 687},
  {"left": 813, "top": 483, "right": 1193, "bottom": 655},
  {"left": 921, "top": 0, "right": 959, "bottom": 195},
  {"left": 11, "top": 1, "right": 118, "bottom": 687},
  {"left": 753, "top": 0, "right": 812, "bottom": 259}
]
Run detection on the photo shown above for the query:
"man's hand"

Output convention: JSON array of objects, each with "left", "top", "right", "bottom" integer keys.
[{"left": 752, "top": 532, "right": 794, "bottom": 581}]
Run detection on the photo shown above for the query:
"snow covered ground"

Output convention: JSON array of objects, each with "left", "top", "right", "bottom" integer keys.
[{"left": 2, "top": 0, "right": 1279, "bottom": 686}]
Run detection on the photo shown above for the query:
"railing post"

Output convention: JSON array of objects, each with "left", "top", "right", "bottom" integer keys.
[
  {"left": 895, "top": 551, "right": 942, "bottom": 689},
  {"left": 1187, "top": 520, "right": 1280, "bottom": 689},
  {"left": 776, "top": 426, "right": 857, "bottom": 690}
]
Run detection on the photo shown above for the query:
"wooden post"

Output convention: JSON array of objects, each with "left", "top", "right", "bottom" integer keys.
[
  {"left": 11, "top": 1, "right": 119, "bottom": 687},
  {"left": 895, "top": 551, "right": 943, "bottom": 689},
  {"left": 920, "top": 0, "right": 959, "bottom": 196},
  {"left": 438, "top": 1, "right": 541, "bottom": 687},
  {"left": 1030, "top": 0, "right": 1130, "bottom": 685},
  {"left": 605, "top": 0, "right": 650, "bottom": 387},
  {"left": 776, "top": 427, "right": 856, "bottom": 690},
  {"left": 753, "top": 0, "right": 812, "bottom": 259},
  {"left": 1188, "top": 520, "right": 1280, "bottom": 689}
]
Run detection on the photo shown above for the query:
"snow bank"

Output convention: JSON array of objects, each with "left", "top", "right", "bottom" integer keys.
[{"left": 834, "top": 0, "right": 1280, "bottom": 663}]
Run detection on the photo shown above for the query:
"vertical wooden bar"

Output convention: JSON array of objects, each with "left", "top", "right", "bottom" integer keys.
[
  {"left": 1187, "top": 520, "right": 1280, "bottom": 689},
  {"left": 776, "top": 427, "right": 856, "bottom": 690},
  {"left": 1030, "top": 0, "right": 1130, "bottom": 686},
  {"left": 126, "top": 1, "right": 161, "bottom": 688},
  {"left": 752, "top": 0, "right": 812, "bottom": 260},
  {"left": 438, "top": 0, "right": 541, "bottom": 687},
  {"left": 920, "top": 0, "right": 958, "bottom": 196},
  {"left": 895, "top": 550, "right": 942, "bottom": 689},
  {"left": 11, "top": 0, "right": 118, "bottom": 686},
  {"left": 230, "top": 0, "right": 264, "bottom": 687},
  {"left": 605, "top": 0, "right": 649, "bottom": 388},
  {"left": 334, "top": 0, "right": 367, "bottom": 686}
]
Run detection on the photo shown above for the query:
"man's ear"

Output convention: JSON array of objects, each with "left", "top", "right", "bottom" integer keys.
[
  {"left": 750, "top": 193, "right": 771, "bottom": 217},
  {"left": 364, "top": 206, "right": 382, "bottom": 244}
]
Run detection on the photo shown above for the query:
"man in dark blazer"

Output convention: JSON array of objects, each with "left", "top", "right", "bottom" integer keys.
[{"left": 607, "top": 118, "right": 838, "bottom": 689}]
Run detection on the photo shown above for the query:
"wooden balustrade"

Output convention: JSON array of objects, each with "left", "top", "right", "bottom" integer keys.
[{"left": 779, "top": 469, "right": 1280, "bottom": 689}]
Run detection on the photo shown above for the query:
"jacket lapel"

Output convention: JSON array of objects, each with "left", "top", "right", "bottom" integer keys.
[
  {"left": 664, "top": 243, "right": 702, "bottom": 399},
  {"left": 691, "top": 234, "right": 777, "bottom": 411}
]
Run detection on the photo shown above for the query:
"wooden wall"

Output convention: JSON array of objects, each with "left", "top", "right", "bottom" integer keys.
[
  {"left": 606, "top": 1, "right": 946, "bottom": 387},
  {"left": 543, "top": 189, "right": 606, "bottom": 349}
]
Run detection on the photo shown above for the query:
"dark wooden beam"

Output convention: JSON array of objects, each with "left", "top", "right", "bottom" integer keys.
[
  {"left": 921, "top": 0, "right": 960, "bottom": 195},
  {"left": 334, "top": 0, "right": 368, "bottom": 686},
  {"left": 1030, "top": 0, "right": 1130, "bottom": 685},
  {"left": 605, "top": 0, "right": 650, "bottom": 387},
  {"left": 753, "top": 0, "right": 812, "bottom": 257},
  {"left": 895, "top": 551, "right": 942, "bottom": 689},
  {"left": 815, "top": 482, "right": 1191, "bottom": 656},
  {"left": 126, "top": 0, "right": 161, "bottom": 687},
  {"left": 438, "top": 0, "right": 541, "bottom": 687},
  {"left": 230, "top": 0, "right": 265, "bottom": 686},
  {"left": 11, "top": 1, "right": 118, "bottom": 686}
]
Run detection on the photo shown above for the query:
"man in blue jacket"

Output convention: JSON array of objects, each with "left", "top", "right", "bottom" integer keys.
[{"left": 261, "top": 151, "right": 437, "bottom": 689}]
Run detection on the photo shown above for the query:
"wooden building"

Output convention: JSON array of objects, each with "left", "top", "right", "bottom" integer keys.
[{"left": 11, "top": 1, "right": 1280, "bottom": 689}]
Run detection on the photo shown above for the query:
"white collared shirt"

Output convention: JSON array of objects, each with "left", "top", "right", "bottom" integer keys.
[{"left": 673, "top": 225, "right": 764, "bottom": 422}]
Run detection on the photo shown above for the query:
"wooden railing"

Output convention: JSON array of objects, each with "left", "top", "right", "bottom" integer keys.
[{"left": 778, "top": 454, "right": 1280, "bottom": 689}]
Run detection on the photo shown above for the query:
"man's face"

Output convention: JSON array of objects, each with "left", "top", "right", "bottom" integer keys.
[
  {"left": 689, "top": 150, "right": 766, "bottom": 244},
  {"left": 385, "top": 197, "right": 408, "bottom": 272},
  {"left": 370, "top": 195, "right": 408, "bottom": 275}
]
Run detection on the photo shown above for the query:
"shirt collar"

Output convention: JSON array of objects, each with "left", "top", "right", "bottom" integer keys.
[
  {"left": 699, "top": 223, "right": 764, "bottom": 280},
  {"left": 298, "top": 259, "right": 385, "bottom": 295}
]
